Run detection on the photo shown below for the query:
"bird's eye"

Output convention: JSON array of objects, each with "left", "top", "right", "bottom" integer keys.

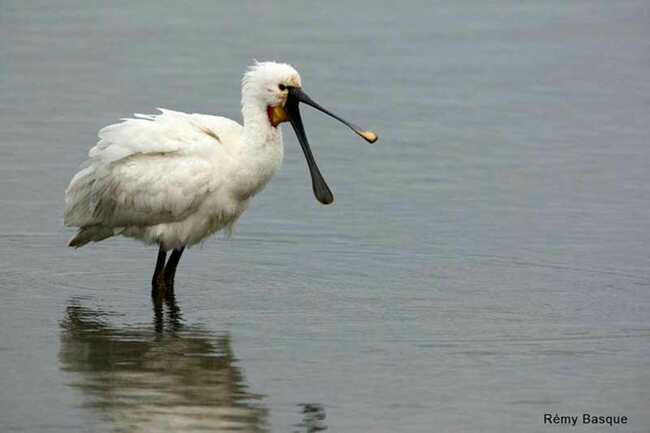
[{"left": 278, "top": 84, "right": 286, "bottom": 91}]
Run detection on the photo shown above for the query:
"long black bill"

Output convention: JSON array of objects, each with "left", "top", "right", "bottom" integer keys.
[
  {"left": 285, "top": 87, "right": 378, "bottom": 205},
  {"left": 288, "top": 87, "right": 378, "bottom": 144},
  {"left": 285, "top": 93, "right": 334, "bottom": 205}
]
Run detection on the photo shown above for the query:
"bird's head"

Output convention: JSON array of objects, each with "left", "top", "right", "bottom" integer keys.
[
  {"left": 242, "top": 61, "right": 377, "bottom": 205},
  {"left": 242, "top": 61, "right": 301, "bottom": 121}
]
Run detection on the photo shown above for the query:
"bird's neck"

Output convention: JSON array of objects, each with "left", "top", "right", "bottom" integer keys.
[
  {"left": 231, "top": 100, "right": 284, "bottom": 200},
  {"left": 241, "top": 99, "right": 282, "bottom": 151}
]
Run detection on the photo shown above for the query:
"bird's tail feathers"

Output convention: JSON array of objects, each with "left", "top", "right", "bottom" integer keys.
[{"left": 68, "top": 225, "right": 116, "bottom": 248}]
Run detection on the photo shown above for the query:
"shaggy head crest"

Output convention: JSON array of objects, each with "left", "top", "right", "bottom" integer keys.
[{"left": 241, "top": 61, "right": 301, "bottom": 106}]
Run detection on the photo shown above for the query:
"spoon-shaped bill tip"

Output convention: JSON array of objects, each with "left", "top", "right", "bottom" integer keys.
[{"left": 357, "top": 130, "right": 378, "bottom": 143}]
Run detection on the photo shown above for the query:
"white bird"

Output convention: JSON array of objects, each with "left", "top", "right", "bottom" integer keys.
[{"left": 64, "top": 61, "right": 377, "bottom": 294}]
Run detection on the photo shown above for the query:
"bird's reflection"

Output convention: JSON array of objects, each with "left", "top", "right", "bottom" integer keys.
[
  {"left": 59, "top": 294, "right": 268, "bottom": 432},
  {"left": 293, "top": 404, "right": 327, "bottom": 433}
]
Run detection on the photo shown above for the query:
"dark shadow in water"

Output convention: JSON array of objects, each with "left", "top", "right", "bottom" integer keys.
[
  {"left": 59, "top": 294, "right": 269, "bottom": 432},
  {"left": 293, "top": 403, "right": 328, "bottom": 433}
]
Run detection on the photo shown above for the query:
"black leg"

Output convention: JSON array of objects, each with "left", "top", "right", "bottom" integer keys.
[
  {"left": 151, "top": 246, "right": 167, "bottom": 296},
  {"left": 163, "top": 247, "right": 184, "bottom": 293}
]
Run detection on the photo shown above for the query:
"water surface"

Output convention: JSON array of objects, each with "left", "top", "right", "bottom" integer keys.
[{"left": 1, "top": 1, "right": 649, "bottom": 432}]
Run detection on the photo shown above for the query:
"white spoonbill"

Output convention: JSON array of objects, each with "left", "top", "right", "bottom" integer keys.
[{"left": 64, "top": 61, "right": 377, "bottom": 294}]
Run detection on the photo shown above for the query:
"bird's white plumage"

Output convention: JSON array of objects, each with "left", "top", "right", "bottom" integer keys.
[{"left": 65, "top": 62, "right": 299, "bottom": 250}]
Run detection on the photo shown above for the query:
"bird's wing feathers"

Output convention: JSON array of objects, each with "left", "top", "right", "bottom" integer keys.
[
  {"left": 90, "top": 109, "right": 240, "bottom": 164},
  {"left": 65, "top": 109, "right": 242, "bottom": 228}
]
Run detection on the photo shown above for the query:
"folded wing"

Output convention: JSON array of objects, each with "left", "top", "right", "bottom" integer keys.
[{"left": 65, "top": 109, "right": 241, "bottom": 236}]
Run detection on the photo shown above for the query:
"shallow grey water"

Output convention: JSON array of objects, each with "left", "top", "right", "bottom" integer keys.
[{"left": 1, "top": 1, "right": 650, "bottom": 432}]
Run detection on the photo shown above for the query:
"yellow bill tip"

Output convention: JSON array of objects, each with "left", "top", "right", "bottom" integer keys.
[{"left": 359, "top": 131, "right": 378, "bottom": 143}]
